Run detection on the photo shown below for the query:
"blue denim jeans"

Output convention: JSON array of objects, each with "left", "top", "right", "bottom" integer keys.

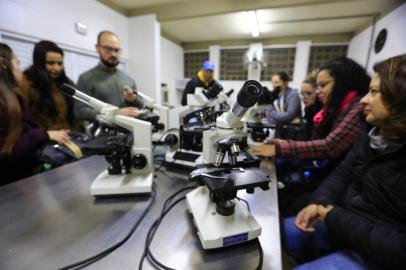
[
  {"left": 283, "top": 217, "right": 368, "bottom": 270},
  {"left": 294, "top": 250, "right": 369, "bottom": 270}
]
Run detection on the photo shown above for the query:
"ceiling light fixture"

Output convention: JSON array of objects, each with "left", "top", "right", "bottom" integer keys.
[{"left": 246, "top": 10, "right": 260, "bottom": 38}]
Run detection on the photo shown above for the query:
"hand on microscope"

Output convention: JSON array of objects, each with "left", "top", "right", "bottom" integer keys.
[
  {"left": 252, "top": 138, "right": 289, "bottom": 157},
  {"left": 122, "top": 86, "right": 138, "bottom": 102},
  {"left": 119, "top": 107, "right": 140, "bottom": 117},
  {"left": 47, "top": 129, "right": 71, "bottom": 146}
]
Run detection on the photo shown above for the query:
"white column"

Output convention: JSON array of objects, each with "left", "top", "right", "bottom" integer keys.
[
  {"left": 247, "top": 43, "right": 263, "bottom": 81},
  {"left": 128, "top": 14, "right": 161, "bottom": 102},
  {"left": 209, "top": 45, "right": 220, "bottom": 80},
  {"left": 292, "top": 40, "right": 311, "bottom": 89}
]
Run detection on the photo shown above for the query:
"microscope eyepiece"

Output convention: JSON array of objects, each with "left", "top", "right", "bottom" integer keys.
[
  {"left": 236, "top": 80, "right": 263, "bottom": 108},
  {"left": 231, "top": 80, "right": 263, "bottom": 118}
]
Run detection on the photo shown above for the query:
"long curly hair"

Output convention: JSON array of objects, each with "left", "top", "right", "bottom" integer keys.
[
  {"left": 24, "top": 40, "right": 73, "bottom": 117},
  {"left": 315, "top": 57, "right": 370, "bottom": 138},
  {"left": 0, "top": 43, "right": 22, "bottom": 154},
  {"left": 373, "top": 54, "right": 406, "bottom": 144}
]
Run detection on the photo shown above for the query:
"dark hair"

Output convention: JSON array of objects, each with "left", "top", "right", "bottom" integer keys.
[
  {"left": 0, "top": 43, "right": 22, "bottom": 154},
  {"left": 373, "top": 54, "right": 406, "bottom": 143},
  {"left": 24, "top": 40, "right": 73, "bottom": 116},
  {"left": 315, "top": 57, "right": 370, "bottom": 138},
  {"left": 273, "top": 71, "right": 290, "bottom": 83},
  {"left": 97, "top": 31, "right": 118, "bottom": 44}
]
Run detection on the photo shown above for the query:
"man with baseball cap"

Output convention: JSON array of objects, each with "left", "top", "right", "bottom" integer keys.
[{"left": 181, "top": 60, "right": 220, "bottom": 105}]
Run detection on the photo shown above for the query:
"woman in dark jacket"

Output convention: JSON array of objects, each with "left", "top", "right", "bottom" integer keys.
[
  {"left": 0, "top": 43, "right": 70, "bottom": 185},
  {"left": 284, "top": 54, "right": 406, "bottom": 270}
]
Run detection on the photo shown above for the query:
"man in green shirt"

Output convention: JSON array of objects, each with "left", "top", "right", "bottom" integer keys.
[{"left": 74, "top": 31, "right": 144, "bottom": 121}]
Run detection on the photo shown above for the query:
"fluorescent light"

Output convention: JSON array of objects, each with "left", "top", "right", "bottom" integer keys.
[{"left": 246, "top": 10, "right": 259, "bottom": 37}]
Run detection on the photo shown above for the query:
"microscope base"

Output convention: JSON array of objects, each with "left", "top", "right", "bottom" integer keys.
[
  {"left": 186, "top": 186, "right": 261, "bottom": 249},
  {"left": 90, "top": 170, "right": 153, "bottom": 196}
]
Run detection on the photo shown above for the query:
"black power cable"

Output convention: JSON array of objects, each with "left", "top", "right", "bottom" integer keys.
[
  {"left": 255, "top": 238, "right": 264, "bottom": 270},
  {"left": 139, "top": 185, "right": 197, "bottom": 270},
  {"left": 57, "top": 185, "right": 157, "bottom": 270}
]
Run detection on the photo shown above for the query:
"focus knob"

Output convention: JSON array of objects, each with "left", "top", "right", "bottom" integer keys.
[
  {"left": 164, "top": 134, "right": 178, "bottom": 147},
  {"left": 132, "top": 154, "right": 147, "bottom": 169}
]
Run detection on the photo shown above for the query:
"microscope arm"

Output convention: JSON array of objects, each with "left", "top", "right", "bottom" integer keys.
[
  {"left": 136, "top": 91, "right": 170, "bottom": 132},
  {"left": 61, "top": 84, "right": 118, "bottom": 117},
  {"left": 62, "top": 84, "right": 153, "bottom": 172}
]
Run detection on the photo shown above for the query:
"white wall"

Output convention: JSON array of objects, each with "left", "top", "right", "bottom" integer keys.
[
  {"left": 348, "top": 2, "right": 406, "bottom": 73},
  {"left": 160, "top": 37, "right": 184, "bottom": 106},
  {"left": 0, "top": 0, "right": 129, "bottom": 59},
  {"left": 128, "top": 14, "right": 161, "bottom": 101}
]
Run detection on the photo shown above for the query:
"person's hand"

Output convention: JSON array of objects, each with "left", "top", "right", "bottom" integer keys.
[
  {"left": 318, "top": 205, "right": 334, "bottom": 222},
  {"left": 122, "top": 88, "right": 137, "bottom": 102},
  {"left": 252, "top": 144, "right": 276, "bottom": 157},
  {"left": 295, "top": 204, "right": 320, "bottom": 232},
  {"left": 119, "top": 107, "right": 139, "bottom": 117},
  {"left": 267, "top": 138, "right": 288, "bottom": 144},
  {"left": 47, "top": 130, "right": 71, "bottom": 146}
]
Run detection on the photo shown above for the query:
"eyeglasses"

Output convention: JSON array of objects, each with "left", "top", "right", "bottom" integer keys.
[
  {"left": 316, "top": 80, "right": 333, "bottom": 91},
  {"left": 98, "top": 45, "right": 121, "bottom": 54},
  {"left": 300, "top": 91, "right": 314, "bottom": 97}
]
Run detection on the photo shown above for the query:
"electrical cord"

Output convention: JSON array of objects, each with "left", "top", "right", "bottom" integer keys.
[
  {"left": 255, "top": 238, "right": 264, "bottom": 270},
  {"left": 139, "top": 188, "right": 264, "bottom": 270},
  {"left": 57, "top": 185, "right": 157, "bottom": 270},
  {"left": 237, "top": 197, "right": 263, "bottom": 270},
  {"left": 237, "top": 197, "right": 251, "bottom": 213},
  {"left": 139, "top": 185, "right": 198, "bottom": 270},
  {"left": 152, "top": 128, "right": 180, "bottom": 170}
]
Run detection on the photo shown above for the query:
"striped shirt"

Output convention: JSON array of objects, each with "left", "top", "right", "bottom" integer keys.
[{"left": 276, "top": 102, "right": 363, "bottom": 159}]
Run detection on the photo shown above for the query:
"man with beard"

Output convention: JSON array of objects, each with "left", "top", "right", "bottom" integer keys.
[{"left": 74, "top": 31, "right": 144, "bottom": 121}]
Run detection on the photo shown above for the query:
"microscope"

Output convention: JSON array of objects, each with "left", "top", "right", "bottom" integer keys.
[
  {"left": 61, "top": 84, "right": 153, "bottom": 196},
  {"left": 164, "top": 83, "right": 233, "bottom": 169},
  {"left": 187, "top": 82, "right": 230, "bottom": 112},
  {"left": 136, "top": 91, "right": 171, "bottom": 135},
  {"left": 244, "top": 86, "right": 277, "bottom": 144},
  {"left": 186, "top": 80, "right": 272, "bottom": 249}
]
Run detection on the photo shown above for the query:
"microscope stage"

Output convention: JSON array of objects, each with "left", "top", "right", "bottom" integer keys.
[
  {"left": 165, "top": 149, "right": 203, "bottom": 169},
  {"left": 186, "top": 186, "right": 261, "bottom": 249},
  {"left": 90, "top": 170, "right": 153, "bottom": 196}
]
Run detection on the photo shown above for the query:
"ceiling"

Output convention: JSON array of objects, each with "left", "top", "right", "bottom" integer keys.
[{"left": 98, "top": 0, "right": 403, "bottom": 44}]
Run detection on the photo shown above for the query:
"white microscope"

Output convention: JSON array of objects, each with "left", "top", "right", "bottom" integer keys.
[
  {"left": 186, "top": 80, "right": 272, "bottom": 249},
  {"left": 62, "top": 84, "right": 153, "bottom": 196},
  {"left": 165, "top": 83, "right": 233, "bottom": 169},
  {"left": 136, "top": 92, "right": 172, "bottom": 135}
]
